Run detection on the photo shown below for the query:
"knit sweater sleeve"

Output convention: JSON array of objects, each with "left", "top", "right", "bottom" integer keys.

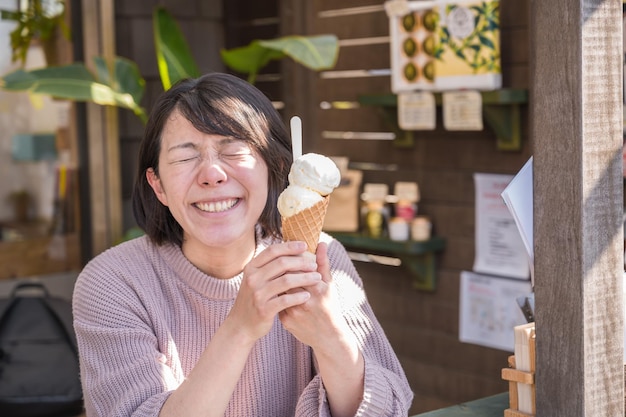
[
  {"left": 294, "top": 234, "right": 414, "bottom": 416},
  {"left": 72, "top": 241, "right": 178, "bottom": 417}
]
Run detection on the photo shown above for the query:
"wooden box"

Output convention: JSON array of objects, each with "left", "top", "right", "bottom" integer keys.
[{"left": 501, "top": 329, "right": 536, "bottom": 417}]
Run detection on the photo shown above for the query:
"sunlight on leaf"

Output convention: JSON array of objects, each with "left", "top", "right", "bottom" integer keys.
[
  {"left": 221, "top": 34, "right": 339, "bottom": 84},
  {"left": 259, "top": 35, "right": 339, "bottom": 70},
  {"left": 153, "top": 6, "right": 200, "bottom": 90}
]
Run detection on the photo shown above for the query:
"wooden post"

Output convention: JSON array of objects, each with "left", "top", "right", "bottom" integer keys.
[
  {"left": 532, "top": 0, "right": 623, "bottom": 415},
  {"left": 81, "top": 0, "right": 122, "bottom": 254}
]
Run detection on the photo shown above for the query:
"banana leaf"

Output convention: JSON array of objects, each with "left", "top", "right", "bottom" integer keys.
[
  {"left": 1, "top": 57, "right": 148, "bottom": 122},
  {"left": 221, "top": 34, "right": 339, "bottom": 84},
  {"left": 153, "top": 6, "right": 200, "bottom": 90}
]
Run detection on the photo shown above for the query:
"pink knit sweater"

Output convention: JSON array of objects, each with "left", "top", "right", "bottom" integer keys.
[{"left": 73, "top": 233, "right": 413, "bottom": 417}]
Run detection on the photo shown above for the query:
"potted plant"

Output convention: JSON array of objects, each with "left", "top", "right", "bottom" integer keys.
[{"left": 0, "top": 0, "right": 71, "bottom": 67}]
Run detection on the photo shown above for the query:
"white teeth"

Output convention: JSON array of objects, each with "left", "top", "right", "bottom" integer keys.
[{"left": 197, "top": 199, "right": 237, "bottom": 213}]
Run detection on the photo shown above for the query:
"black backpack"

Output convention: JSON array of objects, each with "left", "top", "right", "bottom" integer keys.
[{"left": 0, "top": 282, "right": 83, "bottom": 417}]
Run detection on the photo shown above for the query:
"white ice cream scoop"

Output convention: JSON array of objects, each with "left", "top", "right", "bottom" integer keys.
[
  {"left": 277, "top": 185, "right": 324, "bottom": 217},
  {"left": 288, "top": 153, "right": 341, "bottom": 196}
]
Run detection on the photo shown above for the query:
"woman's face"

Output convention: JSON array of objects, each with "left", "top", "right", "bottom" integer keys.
[{"left": 146, "top": 109, "right": 269, "bottom": 257}]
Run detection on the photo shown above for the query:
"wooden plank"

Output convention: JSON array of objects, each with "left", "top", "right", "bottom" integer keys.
[
  {"left": 532, "top": 1, "right": 623, "bottom": 416},
  {"left": 317, "top": 107, "right": 390, "bottom": 132},
  {"left": 333, "top": 43, "right": 391, "bottom": 71},
  {"left": 317, "top": 76, "right": 392, "bottom": 100},
  {"left": 317, "top": 0, "right": 385, "bottom": 11},
  {"left": 314, "top": 11, "right": 389, "bottom": 39}
]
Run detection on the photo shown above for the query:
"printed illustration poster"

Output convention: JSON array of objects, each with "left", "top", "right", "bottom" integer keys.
[
  {"left": 473, "top": 173, "right": 530, "bottom": 280},
  {"left": 459, "top": 271, "right": 533, "bottom": 352}
]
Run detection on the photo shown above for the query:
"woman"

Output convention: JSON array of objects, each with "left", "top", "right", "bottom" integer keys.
[{"left": 73, "top": 73, "right": 413, "bottom": 417}]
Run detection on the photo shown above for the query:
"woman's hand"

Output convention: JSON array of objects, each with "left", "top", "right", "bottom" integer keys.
[
  {"left": 278, "top": 242, "right": 345, "bottom": 349},
  {"left": 226, "top": 240, "right": 322, "bottom": 344},
  {"left": 279, "top": 242, "right": 365, "bottom": 417}
]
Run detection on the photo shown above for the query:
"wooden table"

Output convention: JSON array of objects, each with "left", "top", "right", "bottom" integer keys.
[{"left": 411, "top": 393, "right": 509, "bottom": 417}]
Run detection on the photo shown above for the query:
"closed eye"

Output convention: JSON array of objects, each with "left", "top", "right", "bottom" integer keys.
[
  {"left": 174, "top": 156, "right": 200, "bottom": 163},
  {"left": 218, "top": 141, "right": 254, "bottom": 160}
]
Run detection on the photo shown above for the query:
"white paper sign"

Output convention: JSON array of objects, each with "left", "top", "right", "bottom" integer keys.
[
  {"left": 442, "top": 90, "right": 483, "bottom": 130},
  {"left": 459, "top": 271, "right": 533, "bottom": 352},
  {"left": 473, "top": 173, "right": 530, "bottom": 280},
  {"left": 398, "top": 91, "right": 436, "bottom": 130}
]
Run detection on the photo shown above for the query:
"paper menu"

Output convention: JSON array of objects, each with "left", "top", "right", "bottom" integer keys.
[
  {"left": 459, "top": 271, "right": 533, "bottom": 352},
  {"left": 500, "top": 157, "right": 534, "bottom": 285},
  {"left": 473, "top": 173, "right": 530, "bottom": 280}
]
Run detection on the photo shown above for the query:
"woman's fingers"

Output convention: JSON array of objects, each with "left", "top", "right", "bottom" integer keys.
[{"left": 252, "top": 241, "right": 309, "bottom": 268}]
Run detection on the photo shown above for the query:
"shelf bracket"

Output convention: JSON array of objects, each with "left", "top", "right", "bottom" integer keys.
[
  {"left": 398, "top": 252, "right": 437, "bottom": 291},
  {"left": 377, "top": 106, "right": 414, "bottom": 147},
  {"left": 483, "top": 102, "right": 522, "bottom": 151}
]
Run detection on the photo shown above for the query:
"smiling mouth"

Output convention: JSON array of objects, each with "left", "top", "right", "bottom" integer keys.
[{"left": 195, "top": 198, "right": 239, "bottom": 213}]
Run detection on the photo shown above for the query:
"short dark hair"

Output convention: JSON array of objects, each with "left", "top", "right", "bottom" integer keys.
[{"left": 132, "top": 73, "right": 292, "bottom": 246}]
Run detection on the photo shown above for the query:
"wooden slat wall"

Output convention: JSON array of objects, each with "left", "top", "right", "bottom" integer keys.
[
  {"left": 282, "top": 0, "right": 533, "bottom": 414},
  {"left": 224, "top": 0, "right": 282, "bottom": 103}
]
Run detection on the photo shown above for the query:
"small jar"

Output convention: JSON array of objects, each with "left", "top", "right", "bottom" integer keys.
[
  {"left": 411, "top": 216, "right": 432, "bottom": 241},
  {"left": 365, "top": 200, "right": 385, "bottom": 238},
  {"left": 395, "top": 199, "right": 416, "bottom": 222},
  {"left": 388, "top": 217, "right": 410, "bottom": 241}
]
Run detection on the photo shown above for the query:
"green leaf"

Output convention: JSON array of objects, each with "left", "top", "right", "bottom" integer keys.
[
  {"left": 486, "top": 18, "right": 499, "bottom": 31},
  {"left": 221, "top": 34, "right": 339, "bottom": 84},
  {"left": 258, "top": 35, "right": 339, "bottom": 71},
  {"left": 113, "top": 57, "right": 145, "bottom": 106},
  {"left": 0, "top": 10, "right": 22, "bottom": 21},
  {"left": 220, "top": 42, "right": 284, "bottom": 83},
  {"left": 153, "top": 6, "right": 200, "bottom": 90},
  {"left": 478, "top": 35, "right": 495, "bottom": 50},
  {"left": 1, "top": 69, "right": 39, "bottom": 90},
  {"left": 92, "top": 56, "right": 144, "bottom": 106},
  {"left": 0, "top": 59, "right": 147, "bottom": 122},
  {"left": 93, "top": 56, "right": 112, "bottom": 86}
]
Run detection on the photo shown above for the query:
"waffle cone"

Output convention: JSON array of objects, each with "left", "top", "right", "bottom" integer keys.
[{"left": 281, "top": 196, "right": 330, "bottom": 253}]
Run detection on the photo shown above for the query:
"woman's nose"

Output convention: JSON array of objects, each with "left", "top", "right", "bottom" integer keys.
[{"left": 197, "top": 157, "right": 227, "bottom": 186}]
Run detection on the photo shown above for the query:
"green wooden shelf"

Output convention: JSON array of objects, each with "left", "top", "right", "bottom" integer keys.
[
  {"left": 358, "top": 89, "right": 528, "bottom": 151},
  {"left": 329, "top": 232, "right": 446, "bottom": 291}
]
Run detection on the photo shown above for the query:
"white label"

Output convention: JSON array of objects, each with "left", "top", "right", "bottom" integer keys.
[
  {"left": 442, "top": 90, "right": 483, "bottom": 131},
  {"left": 398, "top": 91, "right": 436, "bottom": 130},
  {"left": 446, "top": 6, "right": 475, "bottom": 39}
]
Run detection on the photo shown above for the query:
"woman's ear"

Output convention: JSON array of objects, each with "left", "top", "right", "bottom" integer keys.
[{"left": 146, "top": 168, "right": 168, "bottom": 206}]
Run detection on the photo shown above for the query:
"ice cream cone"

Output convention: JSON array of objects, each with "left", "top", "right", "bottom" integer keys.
[{"left": 281, "top": 196, "right": 330, "bottom": 253}]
